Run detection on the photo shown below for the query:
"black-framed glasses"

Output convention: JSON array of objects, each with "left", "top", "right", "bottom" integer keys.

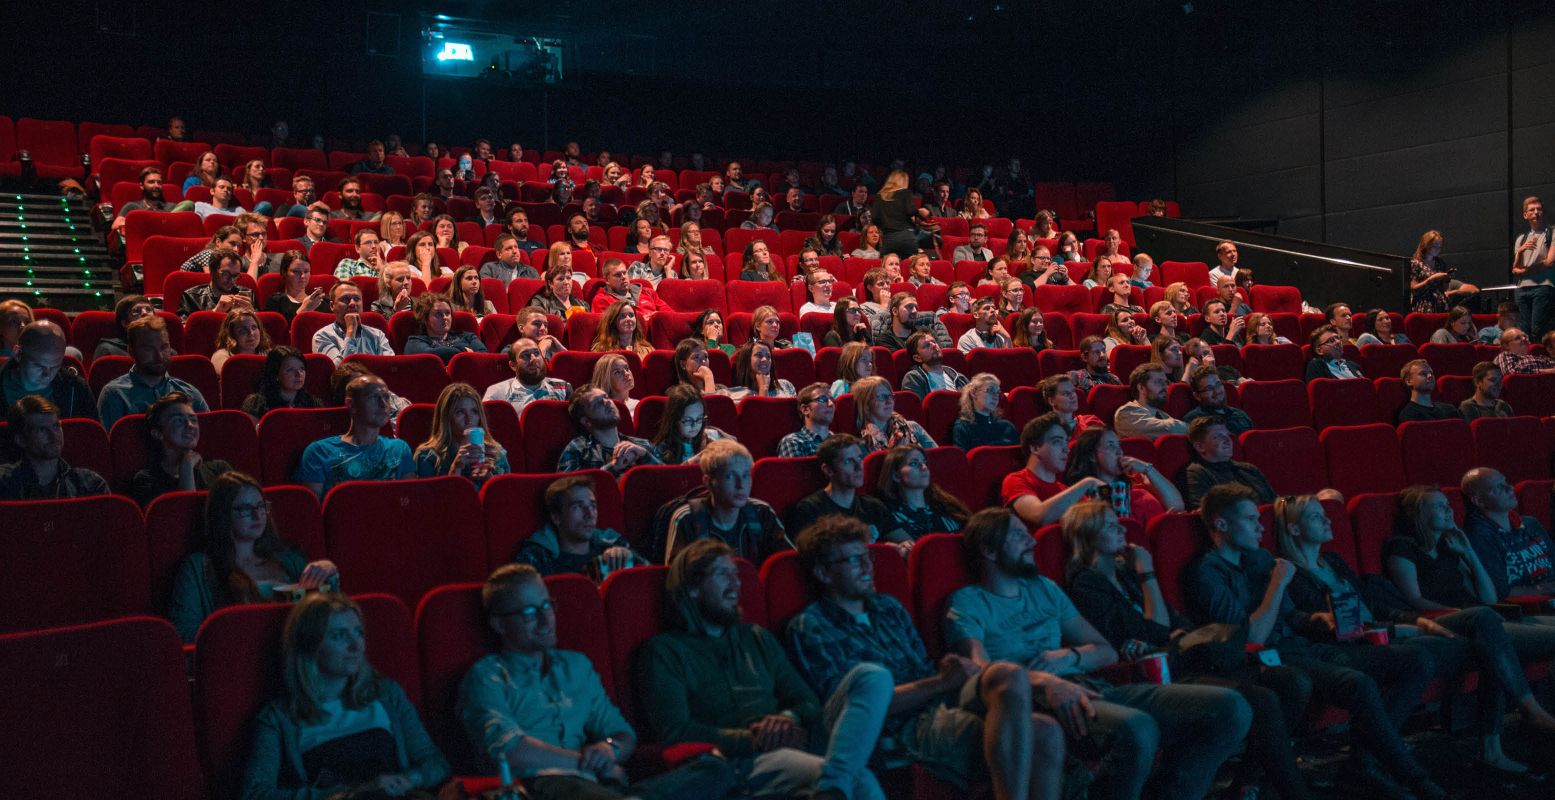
[{"left": 493, "top": 599, "right": 554, "bottom": 621}]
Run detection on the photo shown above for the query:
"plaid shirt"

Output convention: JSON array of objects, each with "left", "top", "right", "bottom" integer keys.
[
  {"left": 333, "top": 258, "right": 379, "bottom": 279},
  {"left": 784, "top": 593, "right": 934, "bottom": 703},
  {"left": 1066, "top": 368, "right": 1120, "bottom": 396},
  {"left": 1495, "top": 350, "right": 1555, "bottom": 376},
  {"left": 777, "top": 427, "right": 828, "bottom": 458},
  {"left": 556, "top": 433, "right": 661, "bottom": 476}
]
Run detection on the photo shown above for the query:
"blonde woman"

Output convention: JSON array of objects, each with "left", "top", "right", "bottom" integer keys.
[
  {"left": 951, "top": 372, "right": 1017, "bottom": 449},
  {"left": 873, "top": 169, "right": 918, "bottom": 258},
  {"left": 413, "top": 382, "right": 509, "bottom": 485},
  {"left": 852, "top": 375, "right": 935, "bottom": 452},
  {"left": 830, "top": 340, "right": 875, "bottom": 396},
  {"left": 377, "top": 211, "right": 407, "bottom": 259},
  {"left": 591, "top": 353, "right": 640, "bottom": 413}
]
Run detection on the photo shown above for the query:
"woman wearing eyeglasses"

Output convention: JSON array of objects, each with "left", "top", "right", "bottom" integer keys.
[{"left": 167, "top": 471, "right": 339, "bottom": 643}]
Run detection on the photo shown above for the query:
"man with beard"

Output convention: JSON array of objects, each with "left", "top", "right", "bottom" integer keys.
[
  {"left": 330, "top": 177, "right": 381, "bottom": 221},
  {"left": 662, "top": 440, "right": 787, "bottom": 564},
  {"left": 900, "top": 331, "right": 968, "bottom": 399},
  {"left": 1112, "top": 364, "right": 1187, "bottom": 441},
  {"left": 503, "top": 207, "right": 545, "bottom": 254},
  {"left": 98, "top": 315, "right": 210, "bottom": 430},
  {"left": 483, "top": 336, "right": 571, "bottom": 416},
  {"left": 557, "top": 383, "right": 660, "bottom": 477},
  {"left": 777, "top": 383, "right": 835, "bottom": 458},
  {"left": 638, "top": 539, "right": 892, "bottom": 800},
  {"left": 296, "top": 374, "right": 414, "bottom": 497},
  {"left": 178, "top": 248, "right": 255, "bottom": 318},
  {"left": 111, "top": 167, "right": 172, "bottom": 237},
  {"left": 1065, "top": 336, "right": 1121, "bottom": 395},
  {"left": 564, "top": 212, "right": 595, "bottom": 254},
  {"left": 514, "top": 474, "right": 641, "bottom": 580}
]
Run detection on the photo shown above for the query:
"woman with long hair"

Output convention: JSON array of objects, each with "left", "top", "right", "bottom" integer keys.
[
  {"left": 1054, "top": 231, "right": 1084, "bottom": 265},
  {"left": 263, "top": 252, "right": 325, "bottom": 323},
  {"left": 1408, "top": 230, "right": 1452, "bottom": 313},
  {"left": 830, "top": 340, "right": 874, "bottom": 396},
  {"left": 694, "top": 308, "right": 735, "bottom": 356},
  {"left": 211, "top": 308, "right": 272, "bottom": 374},
  {"left": 958, "top": 187, "right": 991, "bottom": 219},
  {"left": 872, "top": 169, "right": 919, "bottom": 258},
  {"left": 851, "top": 224, "right": 883, "bottom": 259},
  {"left": 995, "top": 276, "right": 1026, "bottom": 316},
  {"left": 131, "top": 391, "right": 234, "bottom": 507},
  {"left": 240, "top": 593, "right": 449, "bottom": 797},
  {"left": 184, "top": 151, "right": 222, "bottom": 191},
  {"left": 413, "top": 382, "right": 508, "bottom": 484},
  {"left": 444, "top": 264, "right": 496, "bottom": 318},
  {"left": 1064, "top": 427, "right": 1183, "bottom": 525},
  {"left": 591, "top": 353, "right": 640, "bottom": 413},
  {"left": 241, "top": 346, "right": 321, "bottom": 421},
  {"left": 167, "top": 472, "right": 339, "bottom": 643},
  {"left": 1242, "top": 312, "right": 1291, "bottom": 346},
  {"left": 406, "top": 292, "right": 485, "bottom": 362},
  {"left": 677, "top": 220, "right": 715, "bottom": 259},
  {"left": 652, "top": 384, "right": 730, "bottom": 465},
  {"left": 824, "top": 298, "right": 872, "bottom": 349},
  {"left": 627, "top": 217, "right": 656, "bottom": 256},
  {"left": 1011, "top": 307, "right": 1051, "bottom": 354},
  {"left": 672, "top": 338, "right": 721, "bottom": 394},
  {"left": 1430, "top": 306, "right": 1478, "bottom": 344},
  {"left": 591, "top": 300, "right": 652, "bottom": 357},
  {"left": 1164, "top": 281, "right": 1194, "bottom": 316},
  {"left": 875, "top": 445, "right": 970, "bottom": 540},
  {"left": 431, "top": 214, "right": 467, "bottom": 254},
  {"left": 852, "top": 375, "right": 935, "bottom": 452},
  {"left": 950, "top": 372, "right": 1017, "bottom": 449},
  {"left": 1149, "top": 335, "right": 1188, "bottom": 382},
  {"left": 728, "top": 341, "right": 795, "bottom": 401},
  {"left": 531, "top": 262, "right": 588, "bottom": 318},
  {"left": 403, "top": 230, "right": 445, "bottom": 281},
  {"left": 1102, "top": 309, "right": 1150, "bottom": 354},
  {"left": 738, "top": 239, "right": 782, "bottom": 282},
  {"left": 239, "top": 159, "right": 270, "bottom": 194},
  {"left": 1031, "top": 211, "right": 1059, "bottom": 240},
  {"left": 1356, "top": 309, "right": 1411, "bottom": 347},
  {"left": 750, "top": 305, "right": 793, "bottom": 350}
]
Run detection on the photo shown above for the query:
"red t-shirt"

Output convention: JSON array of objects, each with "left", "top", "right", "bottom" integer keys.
[{"left": 1002, "top": 469, "right": 1068, "bottom": 506}]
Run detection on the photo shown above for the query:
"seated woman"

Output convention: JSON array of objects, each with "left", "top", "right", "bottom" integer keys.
[
  {"left": 1053, "top": 230, "right": 1084, "bottom": 265},
  {"left": 1011, "top": 307, "right": 1051, "bottom": 354},
  {"left": 804, "top": 215, "right": 844, "bottom": 258},
  {"left": 995, "top": 276, "right": 1026, "bottom": 316},
  {"left": 738, "top": 239, "right": 782, "bottom": 282},
  {"left": 679, "top": 250, "right": 711, "bottom": 281},
  {"left": 727, "top": 341, "right": 795, "bottom": 401},
  {"left": 403, "top": 230, "right": 447, "bottom": 282},
  {"left": 592, "top": 353, "right": 641, "bottom": 413},
  {"left": 975, "top": 255, "right": 1013, "bottom": 289},
  {"left": 1065, "top": 427, "right": 1183, "bottom": 526},
  {"left": 177, "top": 225, "right": 244, "bottom": 273},
  {"left": 445, "top": 264, "right": 497, "bottom": 319},
  {"left": 958, "top": 187, "right": 991, "bottom": 219},
  {"left": 851, "top": 224, "right": 883, "bottom": 259},
  {"left": 951, "top": 372, "right": 1017, "bottom": 449},
  {"left": 1083, "top": 256, "right": 1113, "bottom": 290},
  {"left": 405, "top": 292, "right": 486, "bottom": 362},
  {"left": 1149, "top": 335, "right": 1188, "bottom": 383},
  {"left": 1355, "top": 309, "right": 1410, "bottom": 347},
  {"left": 370, "top": 261, "right": 416, "bottom": 319},
  {"left": 168, "top": 472, "right": 340, "bottom": 643},
  {"left": 96, "top": 294, "right": 157, "bottom": 359},
  {"left": 1430, "top": 306, "right": 1479, "bottom": 344},
  {"left": 240, "top": 593, "right": 449, "bottom": 798},
  {"left": 823, "top": 298, "right": 871, "bottom": 348},
  {"left": 874, "top": 444, "right": 970, "bottom": 542},
  {"left": 378, "top": 211, "right": 407, "bottom": 259},
  {"left": 652, "top": 384, "right": 732, "bottom": 465},
  {"left": 740, "top": 201, "right": 779, "bottom": 232},
  {"left": 676, "top": 220, "right": 716, "bottom": 260},
  {"left": 413, "top": 382, "right": 509, "bottom": 485},
  {"left": 264, "top": 252, "right": 326, "bottom": 323},
  {"left": 830, "top": 340, "right": 874, "bottom": 397},
  {"left": 626, "top": 217, "right": 656, "bottom": 256},
  {"left": 183, "top": 151, "right": 221, "bottom": 192},
  {"left": 750, "top": 304, "right": 793, "bottom": 350},
  {"left": 131, "top": 391, "right": 234, "bottom": 507},
  {"left": 532, "top": 262, "right": 588, "bottom": 319},
  {"left": 431, "top": 214, "right": 468, "bottom": 255},
  {"left": 211, "top": 309, "right": 271, "bottom": 374},
  {"left": 672, "top": 338, "right": 721, "bottom": 394},
  {"left": 1163, "top": 281, "right": 1194, "bottom": 317},
  {"left": 905, "top": 253, "right": 942, "bottom": 287},
  {"left": 1184, "top": 336, "right": 1243, "bottom": 384},
  {"left": 1281, "top": 494, "right": 1555, "bottom": 774},
  {"left": 852, "top": 375, "right": 934, "bottom": 453},
  {"left": 591, "top": 300, "right": 653, "bottom": 358},
  {"left": 694, "top": 308, "right": 735, "bottom": 356},
  {"left": 242, "top": 346, "right": 322, "bottom": 421},
  {"left": 1102, "top": 309, "right": 1150, "bottom": 353},
  {"left": 1242, "top": 312, "right": 1292, "bottom": 346}
]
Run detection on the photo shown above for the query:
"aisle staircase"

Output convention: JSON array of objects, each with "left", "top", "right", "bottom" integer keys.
[{"left": 0, "top": 192, "right": 116, "bottom": 312}]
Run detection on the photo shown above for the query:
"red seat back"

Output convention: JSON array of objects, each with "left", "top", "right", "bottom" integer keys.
[
  {"left": 1321, "top": 424, "right": 1407, "bottom": 495},
  {"left": 759, "top": 544, "right": 911, "bottom": 635},
  {"left": 1240, "top": 427, "right": 1328, "bottom": 495},
  {"left": 1236, "top": 379, "right": 1310, "bottom": 429},
  {"left": 323, "top": 477, "right": 487, "bottom": 607},
  {"left": 1308, "top": 379, "right": 1380, "bottom": 428},
  {"left": 1241, "top": 344, "right": 1305, "bottom": 381},
  {"left": 0, "top": 495, "right": 150, "bottom": 632},
  {"left": 1398, "top": 419, "right": 1475, "bottom": 486},
  {"left": 1472, "top": 416, "right": 1553, "bottom": 482},
  {"left": 256, "top": 406, "right": 351, "bottom": 484},
  {"left": 107, "top": 409, "right": 261, "bottom": 494},
  {"left": 479, "top": 470, "right": 623, "bottom": 571},
  {"left": 909, "top": 533, "right": 970, "bottom": 659}
]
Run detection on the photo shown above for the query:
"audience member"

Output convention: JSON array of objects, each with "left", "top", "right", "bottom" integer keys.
[
  {"left": 1149, "top": 335, "right": 1188, "bottom": 382},
  {"left": 774, "top": 383, "right": 836, "bottom": 459},
  {"left": 951, "top": 373, "right": 1017, "bottom": 449},
  {"left": 592, "top": 259, "right": 663, "bottom": 323},
  {"left": 331, "top": 177, "right": 380, "bottom": 221},
  {"left": 241, "top": 346, "right": 321, "bottom": 420},
  {"left": 1395, "top": 359, "right": 1459, "bottom": 422},
  {"left": 957, "top": 297, "right": 1011, "bottom": 352},
  {"left": 98, "top": 315, "right": 210, "bottom": 431},
  {"left": 1493, "top": 327, "right": 1555, "bottom": 375},
  {"left": 1100, "top": 273, "right": 1143, "bottom": 315},
  {"left": 1182, "top": 417, "right": 1276, "bottom": 507},
  {"left": 1462, "top": 468, "right": 1555, "bottom": 600},
  {"left": 129, "top": 391, "right": 232, "bottom": 506},
  {"left": 785, "top": 433, "right": 900, "bottom": 546},
  {"left": 1113, "top": 364, "right": 1187, "bottom": 441},
  {"left": 1066, "top": 336, "right": 1120, "bottom": 395},
  {"left": 557, "top": 383, "right": 660, "bottom": 476},
  {"left": 899, "top": 331, "right": 967, "bottom": 398},
  {"left": 0, "top": 395, "right": 108, "bottom": 499},
  {"left": 1303, "top": 325, "right": 1363, "bottom": 381},
  {"left": 178, "top": 247, "right": 255, "bottom": 319},
  {"left": 110, "top": 167, "right": 172, "bottom": 236},
  {"left": 728, "top": 341, "right": 796, "bottom": 401},
  {"left": 662, "top": 439, "right": 788, "bottom": 564},
  {"left": 0, "top": 321, "right": 93, "bottom": 419},
  {"left": 514, "top": 474, "right": 642, "bottom": 580},
  {"left": 1101, "top": 309, "right": 1149, "bottom": 354},
  {"left": 1012, "top": 307, "right": 1053, "bottom": 354},
  {"left": 1004, "top": 413, "right": 1108, "bottom": 529},
  {"left": 1459, "top": 361, "right": 1513, "bottom": 419},
  {"left": 210, "top": 309, "right": 270, "bottom": 374},
  {"left": 167, "top": 472, "right": 338, "bottom": 643},
  {"left": 1065, "top": 427, "right": 1183, "bottom": 525},
  {"left": 474, "top": 234, "right": 538, "bottom": 285},
  {"left": 405, "top": 293, "right": 485, "bottom": 362},
  {"left": 482, "top": 337, "right": 571, "bottom": 416},
  {"left": 413, "top": 383, "right": 509, "bottom": 485},
  {"left": 749, "top": 305, "right": 794, "bottom": 351},
  {"left": 1477, "top": 301, "right": 1520, "bottom": 344},
  {"left": 1355, "top": 309, "right": 1409, "bottom": 347},
  {"left": 312, "top": 281, "right": 394, "bottom": 365},
  {"left": 445, "top": 265, "right": 496, "bottom": 319},
  {"left": 1196, "top": 299, "right": 1243, "bottom": 347},
  {"left": 652, "top": 384, "right": 731, "bottom": 465},
  {"left": 177, "top": 226, "right": 244, "bottom": 274},
  {"left": 951, "top": 222, "right": 994, "bottom": 262},
  {"left": 94, "top": 295, "right": 156, "bottom": 359},
  {"left": 824, "top": 300, "right": 872, "bottom": 350},
  {"left": 1180, "top": 366, "right": 1254, "bottom": 434},
  {"left": 511, "top": 306, "right": 566, "bottom": 362},
  {"left": 1209, "top": 240, "right": 1240, "bottom": 283},
  {"left": 264, "top": 253, "right": 326, "bottom": 322},
  {"left": 851, "top": 376, "right": 935, "bottom": 452},
  {"left": 799, "top": 269, "right": 838, "bottom": 316},
  {"left": 1241, "top": 312, "right": 1290, "bottom": 346},
  {"left": 875, "top": 445, "right": 971, "bottom": 540},
  {"left": 296, "top": 375, "right": 415, "bottom": 497},
  {"left": 331, "top": 229, "right": 383, "bottom": 279}
]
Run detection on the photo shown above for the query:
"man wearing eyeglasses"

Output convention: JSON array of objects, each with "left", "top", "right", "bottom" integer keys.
[
  {"left": 460, "top": 563, "right": 737, "bottom": 800},
  {"left": 626, "top": 235, "right": 676, "bottom": 287},
  {"left": 277, "top": 175, "right": 319, "bottom": 218},
  {"left": 1303, "top": 325, "right": 1364, "bottom": 382},
  {"left": 1492, "top": 327, "right": 1555, "bottom": 376},
  {"left": 778, "top": 383, "right": 836, "bottom": 458}
]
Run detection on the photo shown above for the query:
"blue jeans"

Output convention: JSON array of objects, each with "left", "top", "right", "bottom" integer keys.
[
  {"left": 1516, "top": 284, "right": 1555, "bottom": 341},
  {"left": 745, "top": 662, "right": 891, "bottom": 800}
]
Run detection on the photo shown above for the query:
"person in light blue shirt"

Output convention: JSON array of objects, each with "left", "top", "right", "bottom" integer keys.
[
  {"left": 296, "top": 375, "right": 415, "bottom": 497},
  {"left": 97, "top": 315, "right": 209, "bottom": 432},
  {"left": 312, "top": 281, "right": 395, "bottom": 365}
]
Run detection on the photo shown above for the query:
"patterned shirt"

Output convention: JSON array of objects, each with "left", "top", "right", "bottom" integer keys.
[
  {"left": 0, "top": 459, "right": 109, "bottom": 500},
  {"left": 1066, "top": 368, "right": 1120, "bottom": 396},
  {"left": 333, "top": 258, "right": 379, "bottom": 279},
  {"left": 1494, "top": 350, "right": 1555, "bottom": 376},
  {"left": 625, "top": 261, "right": 671, "bottom": 286},
  {"left": 664, "top": 496, "right": 791, "bottom": 565},
  {"left": 556, "top": 433, "right": 662, "bottom": 476},
  {"left": 458, "top": 649, "right": 633, "bottom": 775},
  {"left": 483, "top": 377, "right": 572, "bottom": 417},
  {"left": 785, "top": 594, "right": 934, "bottom": 705},
  {"left": 776, "top": 427, "right": 828, "bottom": 458}
]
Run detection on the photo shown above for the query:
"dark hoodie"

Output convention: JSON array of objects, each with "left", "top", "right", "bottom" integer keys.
[
  {"left": 0, "top": 359, "right": 95, "bottom": 420},
  {"left": 634, "top": 556, "right": 821, "bottom": 756}
]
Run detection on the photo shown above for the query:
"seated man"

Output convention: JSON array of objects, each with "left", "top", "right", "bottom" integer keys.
[
  {"left": 0, "top": 395, "right": 109, "bottom": 499},
  {"left": 626, "top": 235, "right": 676, "bottom": 286},
  {"left": 98, "top": 315, "right": 210, "bottom": 431},
  {"left": 952, "top": 223, "right": 994, "bottom": 262},
  {"left": 312, "top": 281, "right": 395, "bottom": 364},
  {"left": 512, "top": 306, "right": 567, "bottom": 360},
  {"left": 0, "top": 320, "right": 94, "bottom": 419},
  {"left": 1459, "top": 361, "right": 1514, "bottom": 419},
  {"left": 295, "top": 375, "right": 415, "bottom": 497},
  {"left": 663, "top": 439, "right": 787, "bottom": 564},
  {"left": 1112, "top": 364, "right": 1188, "bottom": 441},
  {"left": 638, "top": 540, "right": 891, "bottom": 800},
  {"left": 178, "top": 247, "right": 254, "bottom": 319},
  {"left": 331, "top": 228, "right": 383, "bottom": 279},
  {"left": 110, "top": 167, "right": 172, "bottom": 237},
  {"left": 557, "top": 383, "right": 661, "bottom": 477},
  {"left": 504, "top": 208, "right": 546, "bottom": 254},
  {"left": 480, "top": 234, "right": 540, "bottom": 284},
  {"left": 1478, "top": 300, "right": 1520, "bottom": 344},
  {"left": 591, "top": 258, "right": 662, "bottom": 322},
  {"left": 1040, "top": 374, "right": 1105, "bottom": 438},
  {"left": 296, "top": 208, "right": 340, "bottom": 254},
  {"left": 872, "top": 292, "right": 920, "bottom": 352},
  {"left": 330, "top": 176, "right": 381, "bottom": 221},
  {"left": 1180, "top": 366, "right": 1254, "bottom": 435},
  {"left": 1492, "top": 327, "right": 1555, "bottom": 376},
  {"left": 483, "top": 337, "right": 571, "bottom": 416},
  {"left": 1066, "top": 336, "right": 1121, "bottom": 395},
  {"left": 274, "top": 175, "right": 319, "bottom": 219},
  {"left": 459, "top": 564, "right": 737, "bottom": 800},
  {"left": 1182, "top": 416, "right": 1275, "bottom": 507},
  {"left": 784, "top": 434, "right": 898, "bottom": 545},
  {"left": 948, "top": 507, "right": 1251, "bottom": 800},
  {"left": 1004, "top": 413, "right": 1108, "bottom": 529},
  {"left": 777, "top": 383, "right": 835, "bottom": 458},
  {"left": 957, "top": 297, "right": 1011, "bottom": 351},
  {"left": 1213, "top": 275, "right": 1252, "bottom": 317},
  {"left": 516, "top": 474, "right": 642, "bottom": 580},
  {"left": 189, "top": 177, "right": 247, "bottom": 220},
  {"left": 347, "top": 139, "right": 394, "bottom": 176},
  {"left": 785, "top": 516, "right": 1067, "bottom": 799},
  {"left": 900, "top": 331, "right": 968, "bottom": 399},
  {"left": 1395, "top": 359, "right": 1460, "bottom": 422},
  {"left": 1462, "top": 467, "right": 1555, "bottom": 599},
  {"left": 1209, "top": 240, "right": 1239, "bottom": 284},
  {"left": 1182, "top": 485, "right": 1445, "bottom": 800},
  {"left": 1304, "top": 325, "right": 1364, "bottom": 381}
]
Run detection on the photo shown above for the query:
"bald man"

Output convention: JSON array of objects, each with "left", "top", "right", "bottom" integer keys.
[
  {"left": 1462, "top": 467, "right": 1555, "bottom": 600},
  {"left": 0, "top": 321, "right": 95, "bottom": 419}
]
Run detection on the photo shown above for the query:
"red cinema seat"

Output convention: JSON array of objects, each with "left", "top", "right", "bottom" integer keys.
[
  {"left": 1241, "top": 344, "right": 1305, "bottom": 381},
  {"left": 1347, "top": 492, "right": 1403, "bottom": 575},
  {"left": 1501, "top": 373, "right": 1555, "bottom": 418},
  {"left": 564, "top": 311, "right": 604, "bottom": 351},
  {"left": 1067, "top": 313, "right": 1111, "bottom": 343},
  {"left": 1033, "top": 285, "right": 1091, "bottom": 314},
  {"left": 0, "top": 617, "right": 202, "bottom": 800},
  {"left": 1037, "top": 349, "right": 1084, "bottom": 379},
  {"left": 342, "top": 353, "right": 450, "bottom": 404},
  {"left": 0, "top": 418, "right": 110, "bottom": 478},
  {"left": 1108, "top": 344, "right": 1154, "bottom": 381},
  {"left": 124, "top": 211, "right": 205, "bottom": 265},
  {"left": 760, "top": 544, "right": 911, "bottom": 635},
  {"left": 413, "top": 583, "right": 501, "bottom": 773},
  {"left": 323, "top": 477, "right": 487, "bottom": 607},
  {"left": 1307, "top": 379, "right": 1380, "bottom": 429},
  {"left": 1397, "top": 419, "right": 1475, "bottom": 486},
  {"left": 1357, "top": 343, "right": 1419, "bottom": 380},
  {"left": 1517, "top": 480, "right": 1554, "bottom": 529},
  {"left": 1153, "top": 435, "right": 1193, "bottom": 488},
  {"left": 619, "top": 463, "right": 706, "bottom": 551},
  {"left": 1472, "top": 416, "right": 1553, "bottom": 482},
  {"left": 772, "top": 347, "right": 817, "bottom": 387},
  {"left": 256, "top": 407, "right": 351, "bottom": 484},
  {"left": 920, "top": 389, "right": 964, "bottom": 445},
  {"left": 968, "top": 347, "right": 1044, "bottom": 389},
  {"left": 1240, "top": 427, "right": 1328, "bottom": 495},
  {"left": 737, "top": 396, "right": 802, "bottom": 458},
  {"left": 1236, "top": 379, "right": 1311, "bottom": 429},
  {"left": 107, "top": 409, "right": 261, "bottom": 495},
  {"left": 909, "top": 533, "right": 970, "bottom": 658},
  {"left": 519, "top": 400, "right": 579, "bottom": 472},
  {"left": 1419, "top": 343, "right": 1482, "bottom": 379},
  {"left": 15, "top": 117, "right": 80, "bottom": 175},
  {"left": 1146, "top": 512, "right": 1209, "bottom": 608},
  {"left": 727, "top": 280, "right": 793, "bottom": 313},
  {"left": 657, "top": 279, "right": 728, "bottom": 314},
  {"left": 1160, "top": 261, "right": 1211, "bottom": 288},
  {"left": 1321, "top": 424, "right": 1407, "bottom": 496},
  {"left": 1249, "top": 285, "right": 1303, "bottom": 314},
  {"left": 1403, "top": 313, "right": 1449, "bottom": 345},
  {"left": 0, "top": 495, "right": 151, "bottom": 632},
  {"left": 504, "top": 278, "right": 546, "bottom": 311},
  {"left": 751, "top": 456, "right": 826, "bottom": 522},
  {"left": 448, "top": 352, "right": 512, "bottom": 394},
  {"left": 1088, "top": 384, "right": 1132, "bottom": 428},
  {"left": 194, "top": 595, "right": 418, "bottom": 799},
  {"left": 480, "top": 470, "right": 623, "bottom": 570},
  {"left": 964, "top": 444, "right": 1026, "bottom": 509}
]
